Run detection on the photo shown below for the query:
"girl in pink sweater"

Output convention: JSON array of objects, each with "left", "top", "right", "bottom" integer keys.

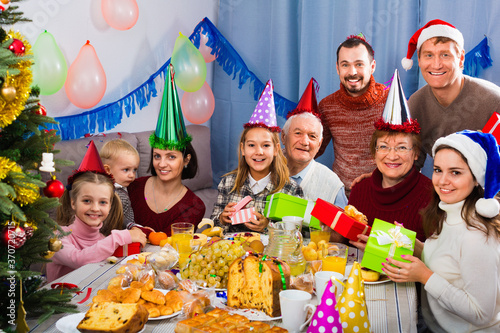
[{"left": 47, "top": 172, "right": 147, "bottom": 282}]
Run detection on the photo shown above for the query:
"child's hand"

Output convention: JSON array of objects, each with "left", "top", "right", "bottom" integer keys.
[
  {"left": 245, "top": 211, "right": 268, "bottom": 233},
  {"left": 129, "top": 228, "right": 147, "bottom": 247},
  {"left": 220, "top": 202, "right": 237, "bottom": 225}
]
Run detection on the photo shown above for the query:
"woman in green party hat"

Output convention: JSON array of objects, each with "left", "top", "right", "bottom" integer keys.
[{"left": 128, "top": 64, "right": 205, "bottom": 235}]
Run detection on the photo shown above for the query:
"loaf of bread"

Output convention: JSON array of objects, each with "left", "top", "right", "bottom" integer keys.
[
  {"left": 77, "top": 302, "right": 148, "bottom": 333},
  {"left": 227, "top": 253, "right": 290, "bottom": 317}
]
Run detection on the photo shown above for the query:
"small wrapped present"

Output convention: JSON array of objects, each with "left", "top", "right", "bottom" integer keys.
[
  {"left": 310, "top": 198, "right": 371, "bottom": 241},
  {"left": 361, "top": 219, "right": 416, "bottom": 274},
  {"left": 113, "top": 242, "right": 141, "bottom": 257},
  {"left": 231, "top": 196, "right": 256, "bottom": 225},
  {"left": 231, "top": 207, "right": 257, "bottom": 225},
  {"left": 264, "top": 193, "right": 320, "bottom": 227},
  {"left": 483, "top": 112, "right": 500, "bottom": 144}
]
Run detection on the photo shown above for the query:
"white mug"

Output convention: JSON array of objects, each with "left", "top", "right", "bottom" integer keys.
[
  {"left": 282, "top": 216, "right": 303, "bottom": 231},
  {"left": 315, "top": 271, "right": 344, "bottom": 301},
  {"left": 279, "top": 289, "right": 316, "bottom": 333}
]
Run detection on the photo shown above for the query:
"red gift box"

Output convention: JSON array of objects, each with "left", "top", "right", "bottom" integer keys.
[
  {"left": 113, "top": 242, "right": 141, "bottom": 257},
  {"left": 483, "top": 112, "right": 500, "bottom": 144},
  {"left": 311, "top": 198, "right": 371, "bottom": 241}
]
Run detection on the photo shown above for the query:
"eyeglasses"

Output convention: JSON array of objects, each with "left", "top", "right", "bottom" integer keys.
[{"left": 375, "top": 145, "right": 413, "bottom": 155}]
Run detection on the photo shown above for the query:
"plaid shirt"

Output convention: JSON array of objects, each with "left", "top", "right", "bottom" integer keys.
[{"left": 210, "top": 173, "right": 304, "bottom": 233}]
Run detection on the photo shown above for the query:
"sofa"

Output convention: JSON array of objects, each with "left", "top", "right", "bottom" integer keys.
[{"left": 51, "top": 124, "right": 218, "bottom": 218}]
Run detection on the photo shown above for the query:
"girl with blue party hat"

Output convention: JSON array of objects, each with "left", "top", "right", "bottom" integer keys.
[{"left": 384, "top": 130, "right": 500, "bottom": 332}]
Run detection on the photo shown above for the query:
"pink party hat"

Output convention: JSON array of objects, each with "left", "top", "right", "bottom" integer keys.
[
  {"left": 307, "top": 279, "right": 343, "bottom": 332},
  {"left": 243, "top": 79, "right": 280, "bottom": 132}
]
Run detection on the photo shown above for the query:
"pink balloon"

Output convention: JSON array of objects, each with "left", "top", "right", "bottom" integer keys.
[
  {"left": 181, "top": 81, "right": 215, "bottom": 124},
  {"left": 65, "top": 41, "right": 107, "bottom": 109},
  {"left": 101, "top": 0, "right": 139, "bottom": 31},
  {"left": 198, "top": 30, "right": 216, "bottom": 63}
]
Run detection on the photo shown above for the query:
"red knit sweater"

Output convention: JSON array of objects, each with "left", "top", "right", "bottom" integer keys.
[
  {"left": 348, "top": 167, "right": 432, "bottom": 242},
  {"left": 317, "top": 76, "right": 388, "bottom": 195},
  {"left": 128, "top": 176, "right": 205, "bottom": 235}
]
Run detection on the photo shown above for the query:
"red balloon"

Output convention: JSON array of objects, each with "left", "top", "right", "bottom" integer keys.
[
  {"left": 181, "top": 81, "right": 215, "bottom": 124},
  {"left": 65, "top": 41, "right": 107, "bottom": 109},
  {"left": 44, "top": 178, "right": 65, "bottom": 198},
  {"left": 101, "top": 0, "right": 139, "bottom": 31},
  {"left": 198, "top": 30, "right": 215, "bottom": 63}
]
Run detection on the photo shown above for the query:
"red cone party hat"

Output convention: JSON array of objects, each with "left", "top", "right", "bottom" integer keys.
[
  {"left": 67, "top": 140, "right": 110, "bottom": 186},
  {"left": 287, "top": 78, "right": 321, "bottom": 120}
]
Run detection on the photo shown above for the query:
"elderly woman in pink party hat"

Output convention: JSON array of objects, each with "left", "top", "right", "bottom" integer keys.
[
  {"left": 211, "top": 79, "right": 303, "bottom": 233},
  {"left": 384, "top": 130, "right": 500, "bottom": 332}
]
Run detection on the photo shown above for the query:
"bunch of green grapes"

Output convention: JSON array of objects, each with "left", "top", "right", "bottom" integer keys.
[{"left": 180, "top": 239, "right": 247, "bottom": 288}]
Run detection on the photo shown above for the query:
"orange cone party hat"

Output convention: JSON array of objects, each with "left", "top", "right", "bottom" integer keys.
[
  {"left": 67, "top": 140, "right": 111, "bottom": 186},
  {"left": 336, "top": 262, "right": 371, "bottom": 332}
]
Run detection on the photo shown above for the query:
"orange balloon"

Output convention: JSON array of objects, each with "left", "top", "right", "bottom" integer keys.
[
  {"left": 181, "top": 81, "right": 215, "bottom": 124},
  {"left": 101, "top": 0, "right": 139, "bottom": 31},
  {"left": 65, "top": 41, "right": 106, "bottom": 109}
]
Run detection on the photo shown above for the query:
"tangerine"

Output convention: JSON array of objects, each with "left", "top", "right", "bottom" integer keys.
[{"left": 148, "top": 231, "right": 168, "bottom": 245}]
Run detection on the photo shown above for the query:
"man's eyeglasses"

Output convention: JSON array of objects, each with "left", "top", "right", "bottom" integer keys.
[{"left": 375, "top": 145, "right": 413, "bottom": 155}]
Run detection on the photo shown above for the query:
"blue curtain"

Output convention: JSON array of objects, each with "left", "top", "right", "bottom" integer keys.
[{"left": 211, "top": 0, "right": 500, "bottom": 184}]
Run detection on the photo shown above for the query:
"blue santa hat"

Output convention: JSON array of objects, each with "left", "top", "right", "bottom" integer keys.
[{"left": 432, "top": 130, "right": 500, "bottom": 218}]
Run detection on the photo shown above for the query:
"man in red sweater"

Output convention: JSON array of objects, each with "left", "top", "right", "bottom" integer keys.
[{"left": 316, "top": 35, "right": 388, "bottom": 197}]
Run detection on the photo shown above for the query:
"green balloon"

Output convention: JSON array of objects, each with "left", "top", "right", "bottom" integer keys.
[
  {"left": 171, "top": 32, "right": 207, "bottom": 92},
  {"left": 32, "top": 30, "right": 68, "bottom": 95}
]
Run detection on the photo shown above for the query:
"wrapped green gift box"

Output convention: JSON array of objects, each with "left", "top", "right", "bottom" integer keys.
[
  {"left": 361, "top": 219, "right": 416, "bottom": 274},
  {"left": 264, "top": 193, "right": 320, "bottom": 227}
]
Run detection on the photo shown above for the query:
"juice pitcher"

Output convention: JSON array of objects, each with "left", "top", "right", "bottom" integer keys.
[{"left": 264, "top": 221, "right": 306, "bottom": 276}]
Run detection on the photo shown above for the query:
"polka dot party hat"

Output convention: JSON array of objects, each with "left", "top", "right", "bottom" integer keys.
[
  {"left": 307, "top": 279, "right": 343, "bottom": 332},
  {"left": 243, "top": 79, "right": 281, "bottom": 132},
  {"left": 337, "top": 262, "right": 371, "bottom": 332}
]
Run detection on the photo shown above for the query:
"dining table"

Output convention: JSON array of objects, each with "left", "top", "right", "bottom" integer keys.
[{"left": 27, "top": 244, "right": 418, "bottom": 333}]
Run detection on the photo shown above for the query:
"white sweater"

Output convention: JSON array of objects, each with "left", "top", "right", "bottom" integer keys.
[
  {"left": 422, "top": 201, "right": 500, "bottom": 332},
  {"left": 300, "top": 160, "right": 344, "bottom": 204}
]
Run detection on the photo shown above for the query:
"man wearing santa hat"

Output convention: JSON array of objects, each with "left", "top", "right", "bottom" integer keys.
[
  {"left": 402, "top": 19, "right": 500, "bottom": 169},
  {"left": 316, "top": 34, "right": 389, "bottom": 197}
]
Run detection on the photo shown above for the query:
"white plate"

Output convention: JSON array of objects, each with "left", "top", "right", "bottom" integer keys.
[
  {"left": 224, "top": 232, "right": 268, "bottom": 246},
  {"left": 56, "top": 313, "right": 146, "bottom": 332},
  {"left": 136, "top": 288, "right": 182, "bottom": 321},
  {"left": 227, "top": 308, "right": 282, "bottom": 321},
  {"left": 364, "top": 275, "right": 391, "bottom": 285}
]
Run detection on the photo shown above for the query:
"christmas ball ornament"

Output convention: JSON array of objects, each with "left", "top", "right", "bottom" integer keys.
[
  {"left": 49, "top": 238, "right": 62, "bottom": 252},
  {"left": 24, "top": 225, "right": 34, "bottom": 239},
  {"left": 2, "top": 225, "right": 26, "bottom": 249},
  {"left": 0, "top": 83, "right": 16, "bottom": 102},
  {"left": 8, "top": 38, "right": 25, "bottom": 56},
  {"left": 0, "top": 0, "right": 10, "bottom": 11},
  {"left": 35, "top": 103, "right": 47, "bottom": 116},
  {"left": 44, "top": 176, "right": 65, "bottom": 198},
  {"left": 43, "top": 251, "right": 55, "bottom": 259}
]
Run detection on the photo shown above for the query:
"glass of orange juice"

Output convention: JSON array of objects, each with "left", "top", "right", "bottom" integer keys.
[
  {"left": 171, "top": 222, "right": 194, "bottom": 267},
  {"left": 321, "top": 243, "right": 348, "bottom": 275},
  {"left": 309, "top": 223, "right": 331, "bottom": 244}
]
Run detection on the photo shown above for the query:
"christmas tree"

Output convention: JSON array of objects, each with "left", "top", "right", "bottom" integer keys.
[{"left": 0, "top": 1, "right": 77, "bottom": 332}]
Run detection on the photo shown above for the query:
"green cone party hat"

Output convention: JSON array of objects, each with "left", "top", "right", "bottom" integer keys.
[{"left": 149, "top": 63, "right": 192, "bottom": 150}]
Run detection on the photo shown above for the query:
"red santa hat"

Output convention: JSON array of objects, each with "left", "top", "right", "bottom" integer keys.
[{"left": 401, "top": 19, "right": 464, "bottom": 70}]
